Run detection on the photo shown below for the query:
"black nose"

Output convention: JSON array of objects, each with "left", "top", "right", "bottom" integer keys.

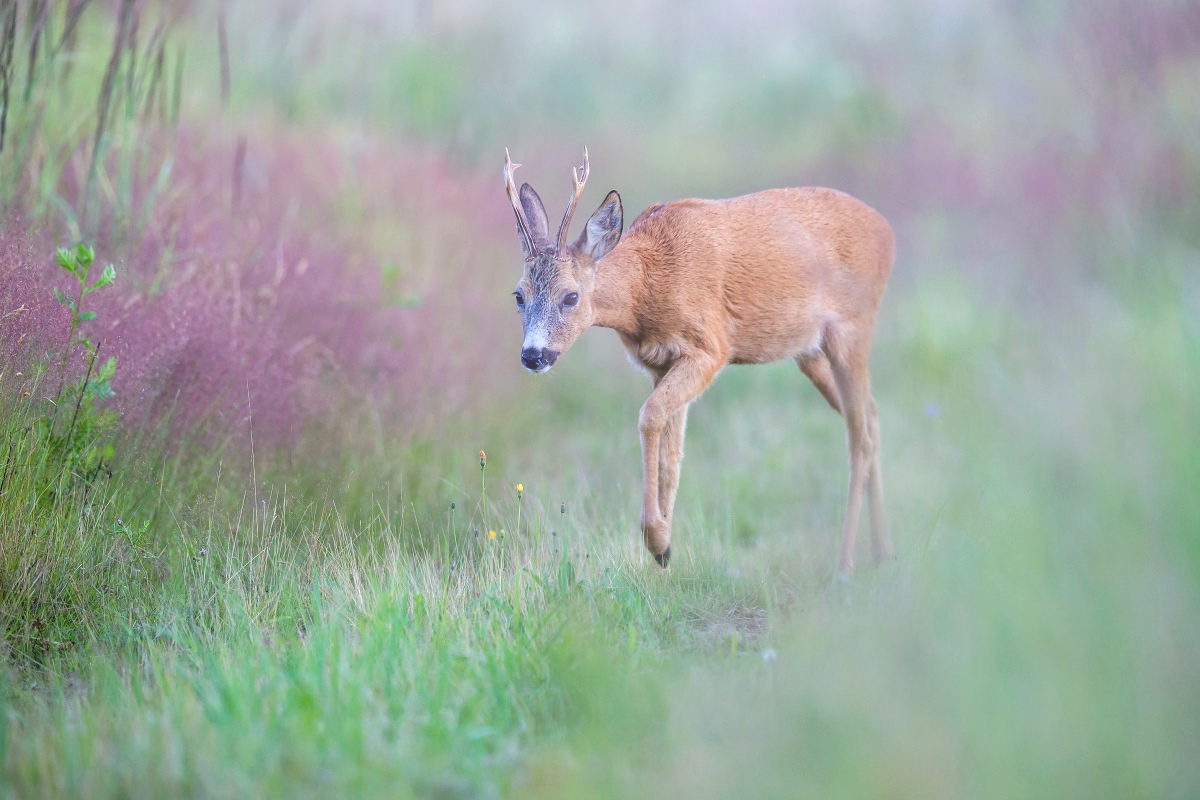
[{"left": 521, "top": 347, "right": 559, "bottom": 371}]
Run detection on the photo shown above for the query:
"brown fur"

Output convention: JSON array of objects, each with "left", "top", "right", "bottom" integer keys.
[{"left": 507, "top": 158, "right": 894, "bottom": 575}]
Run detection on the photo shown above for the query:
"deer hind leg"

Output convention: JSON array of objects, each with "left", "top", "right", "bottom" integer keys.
[
  {"left": 865, "top": 393, "right": 893, "bottom": 564},
  {"left": 826, "top": 333, "right": 889, "bottom": 576},
  {"left": 797, "top": 352, "right": 843, "bottom": 415},
  {"left": 640, "top": 355, "right": 721, "bottom": 567}
]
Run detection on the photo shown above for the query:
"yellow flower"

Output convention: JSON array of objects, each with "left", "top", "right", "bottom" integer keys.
[
  {"left": 479, "top": 450, "right": 487, "bottom": 469},
  {"left": 516, "top": 483, "right": 523, "bottom": 497},
  {"left": 488, "top": 529, "right": 496, "bottom": 540}
]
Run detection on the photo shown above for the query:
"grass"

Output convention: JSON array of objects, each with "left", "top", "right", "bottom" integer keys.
[
  {"left": 4, "top": 270, "right": 1198, "bottom": 798},
  {"left": 3, "top": 1, "right": 1200, "bottom": 797}
]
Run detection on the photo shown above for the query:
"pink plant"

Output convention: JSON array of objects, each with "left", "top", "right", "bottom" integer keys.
[{"left": 4, "top": 127, "right": 517, "bottom": 456}]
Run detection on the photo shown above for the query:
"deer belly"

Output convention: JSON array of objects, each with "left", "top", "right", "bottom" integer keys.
[{"left": 729, "top": 319, "right": 826, "bottom": 365}]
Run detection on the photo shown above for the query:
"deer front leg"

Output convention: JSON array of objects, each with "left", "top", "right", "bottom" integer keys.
[
  {"left": 639, "top": 355, "right": 721, "bottom": 567},
  {"left": 658, "top": 406, "right": 689, "bottom": 530}
]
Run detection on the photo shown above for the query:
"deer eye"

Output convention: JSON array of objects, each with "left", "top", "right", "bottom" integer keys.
[
  {"left": 562, "top": 292, "right": 579, "bottom": 309},
  {"left": 514, "top": 291, "right": 525, "bottom": 309}
]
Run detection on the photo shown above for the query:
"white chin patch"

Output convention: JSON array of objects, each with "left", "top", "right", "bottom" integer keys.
[{"left": 525, "top": 364, "right": 553, "bottom": 375}]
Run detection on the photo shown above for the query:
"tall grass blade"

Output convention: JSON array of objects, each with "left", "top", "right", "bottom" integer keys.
[{"left": 0, "top": 0, "right": 18, "bottom": 154}]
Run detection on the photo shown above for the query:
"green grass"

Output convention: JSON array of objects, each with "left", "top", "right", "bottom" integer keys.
[
  {"left": 4, "top": 1, "right": 1200, "bottom": 797},
  {"left": 4, "top": 270, "right": 1198, "bottom": 798}
]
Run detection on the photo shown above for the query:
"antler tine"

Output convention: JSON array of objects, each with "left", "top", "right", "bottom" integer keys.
[
  {"left": 504, "top": 148, "right": 536, "bottom": 252},
  {"left": 556, "top": 146, "right": 590, "bottom": 254}
]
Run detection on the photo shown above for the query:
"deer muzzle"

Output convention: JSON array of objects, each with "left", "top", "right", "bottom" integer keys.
[{"left": 521, "top": 347, "right": 559, "bottom": 373}]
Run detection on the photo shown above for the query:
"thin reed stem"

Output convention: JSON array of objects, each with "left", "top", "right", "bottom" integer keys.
[
  {"left": 217, "top": 7, "right": 229, "bottom": 109},
  {"left": 84, "top": 0, "right": 134, "bottom": 231},
  {"left": 0, "top": 0, "right": 18, "bottom": 154}
]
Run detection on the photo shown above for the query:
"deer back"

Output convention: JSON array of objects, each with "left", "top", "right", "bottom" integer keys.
[{"left": 599, "top": 187, "right": 894, "bottom": 370}]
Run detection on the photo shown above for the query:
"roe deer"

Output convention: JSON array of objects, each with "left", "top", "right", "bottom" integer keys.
[{"left": 503, "top": 149, "right": 894, "bottom": 575}]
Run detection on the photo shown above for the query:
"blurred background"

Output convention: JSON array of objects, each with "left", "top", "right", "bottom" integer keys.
[
  {"left": 5, "top": 0, "right": 1197, "bottom": 447},
  {"left": 1, "top": 0, "right": 1198, "bottom": 796}
]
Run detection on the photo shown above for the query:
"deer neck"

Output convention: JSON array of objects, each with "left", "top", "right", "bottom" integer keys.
[{"left": 589, "top": 244, "right": 644, "bottom": 338}]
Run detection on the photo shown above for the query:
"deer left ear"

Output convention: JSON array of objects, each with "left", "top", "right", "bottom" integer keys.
[{"left": 576, "top": 190, "right": 623, "bottom": 262}]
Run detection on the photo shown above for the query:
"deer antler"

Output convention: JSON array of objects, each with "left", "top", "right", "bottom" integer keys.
[
  {"left": 556, "top": 147, "right": 589, "bottom": 255},
  {"left": 504, "top": 148, "right": 537, "bottom": 255}
]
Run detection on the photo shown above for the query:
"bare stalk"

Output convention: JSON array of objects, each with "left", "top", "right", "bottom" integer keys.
[
  {"left": 0, "top": 0, "right": 18, "bottom": 154},
  {"left": 55, "top": 0, "right": 92, "bottom": 86},
  {"left": 84, "top": 0, "right": 135, "bottom": 229},
  {"left": 217, "top": 6, "right": 229, "bottom": 109},
  {"left": 232, "top": 133, "right": 245, "bottom": 213},
  {"left": 0, "top": 438, "right": 15, "bottom": 498},
  {"left": 23, "top": 0, "right": 48, "bottom": 102},
  {"left": 169, "top": 42, "right": 183, "bottom": 125}
]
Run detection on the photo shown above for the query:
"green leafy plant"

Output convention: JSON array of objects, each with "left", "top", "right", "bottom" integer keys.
[{"left": 41, "top": 243, "right": 119, "bottom": 479}]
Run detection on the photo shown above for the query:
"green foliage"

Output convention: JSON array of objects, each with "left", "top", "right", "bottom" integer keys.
[
  {"left": 3, "top": 264, "right": 1198, "bottom": 797},
  {"left": 0, "top": 1, "right": 182, "bottom": 247},
  {"left": 37, "top": 243, "right": 119, "bottom": 493},
  {"left": 2, "top": 2, "right": 1198, "bottom": 798}
]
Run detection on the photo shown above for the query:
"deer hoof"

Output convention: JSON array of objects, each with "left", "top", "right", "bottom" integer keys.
[{"left": 654, "top": 545, "right": 671, "bottom": 569}]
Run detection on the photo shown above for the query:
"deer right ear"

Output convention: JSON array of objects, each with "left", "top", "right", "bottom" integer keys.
[{"left": 576, "top": 190, "right": 623, "bottom": 261}]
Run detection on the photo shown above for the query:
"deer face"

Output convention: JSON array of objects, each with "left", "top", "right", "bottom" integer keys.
[{"left": 505, "top": 150, "right": 623, "bottom": 373}]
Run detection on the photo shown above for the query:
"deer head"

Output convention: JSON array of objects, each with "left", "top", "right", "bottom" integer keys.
[{"left": 505, "top": 148, "right": 623, "bottom": 373}]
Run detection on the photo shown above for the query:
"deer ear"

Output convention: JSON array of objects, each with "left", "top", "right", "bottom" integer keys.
[
  {"left": 518, "top": 183, "right": 551, "bottom": 255},
  {"left": 575, "top": 190, "right": 623, "bottom": 261}
]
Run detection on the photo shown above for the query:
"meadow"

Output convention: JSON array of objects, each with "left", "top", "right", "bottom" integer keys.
[{"left": 2, "top": 1, "right": 1199, "bottom": 797}]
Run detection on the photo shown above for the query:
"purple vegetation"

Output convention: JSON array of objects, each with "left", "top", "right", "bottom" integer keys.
[{"left": 3, "top": 129, "right": 516, "bottom": 454}]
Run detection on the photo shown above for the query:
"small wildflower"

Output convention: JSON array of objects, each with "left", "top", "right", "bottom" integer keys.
[
  {"left": 516, "top": 483, "right": 523, "bottom": 498},
  {"left": 560, "top": 502, "right": 566, "bottom": 515},
  {"left": 488, "top": 529, "right": 496, "bottom": 540},
  {"left": 479, "top": 450, "right": 486, "bottom": 469}
]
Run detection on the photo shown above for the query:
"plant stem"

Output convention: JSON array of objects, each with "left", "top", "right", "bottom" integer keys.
[
  {"left": 63, "top": 341, "right": 98, "bottom": 448},
  {"left": 515, "top": 493, "right": 522, "bottom": 542},
  {"left": 0, "top": 439, "right": 14, "bottom": 497}
]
